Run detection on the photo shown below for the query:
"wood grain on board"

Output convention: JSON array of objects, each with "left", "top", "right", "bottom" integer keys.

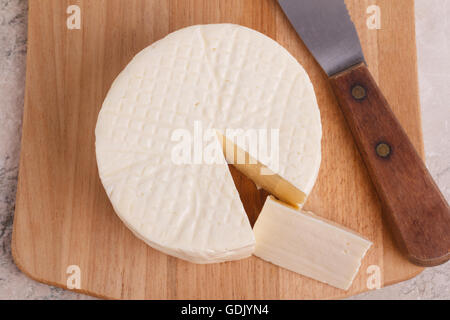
[{"left": 13, "top": 0, "right": 423, "bottom": 299}]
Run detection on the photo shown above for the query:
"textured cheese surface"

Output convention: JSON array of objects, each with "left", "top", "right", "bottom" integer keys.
[
  {"left": 253, "top": 197, "right": 372, "bottom": 290},
  {"left": 95, "top": 24, "right": 322, "bottom": 263}
]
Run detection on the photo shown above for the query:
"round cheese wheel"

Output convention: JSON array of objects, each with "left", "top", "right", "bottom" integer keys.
[{"left": 95, "top": 24, "right": 322, "bottom": 263}]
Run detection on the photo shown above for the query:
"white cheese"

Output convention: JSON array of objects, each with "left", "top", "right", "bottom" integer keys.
[
  {"left": 253, "top": 197, "right": 372, "bottom": 290},
  {"left": 95, "top": 24, "right": 322, "bottom": 263}
]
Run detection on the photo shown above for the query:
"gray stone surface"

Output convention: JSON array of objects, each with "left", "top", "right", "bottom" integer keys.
[{"left": 0, "top": 0, "right": 448, "bottom": 299}]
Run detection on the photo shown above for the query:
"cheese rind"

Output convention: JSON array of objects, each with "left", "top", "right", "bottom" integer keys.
[
  {"left": 253, "top": 197, "right": 372, "bottom": 290},
  {"left": 95, "top": 24, "right": 322, "bottom": 263}
]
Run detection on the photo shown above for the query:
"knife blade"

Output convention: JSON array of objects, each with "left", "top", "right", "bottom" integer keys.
[
  {"left": 278, "top": 0, "right": 450, "bottom": 267},
  {"left": 278, "top": 0, "right": 365, "bottom": 76}
]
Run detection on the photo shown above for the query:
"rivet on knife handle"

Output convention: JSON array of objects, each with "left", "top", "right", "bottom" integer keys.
[{"left": 330, "top": 63, "right": 450, "bottom": 267}]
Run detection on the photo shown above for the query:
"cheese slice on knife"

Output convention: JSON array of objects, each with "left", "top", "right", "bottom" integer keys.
[
  {"left": 253, "top": 197, "right": 373, "bottom": 290},
  {"left": 95, "top": 24, "right": 322, "bottom": 263}
]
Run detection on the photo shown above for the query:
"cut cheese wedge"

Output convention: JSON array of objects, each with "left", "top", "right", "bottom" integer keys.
[
  {"left": 95, "top": 24, "right": 322, "bottom": 264},
  {"left": 253, "top": 197, "right": 373, "bottom": 290}
]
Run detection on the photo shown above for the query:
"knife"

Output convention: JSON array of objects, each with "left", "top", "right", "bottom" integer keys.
[{"left": 278, "top": 0, "right": 450, "bottom": 267}]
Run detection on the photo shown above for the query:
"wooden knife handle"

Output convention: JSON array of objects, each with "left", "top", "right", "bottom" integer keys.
[{"left": 329, "top": 63, "right": 450, "bottom": 267}]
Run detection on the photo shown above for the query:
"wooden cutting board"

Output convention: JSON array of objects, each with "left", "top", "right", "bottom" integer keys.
[{"left": 12, "top": 0, "right": 424, "bottom": 299}]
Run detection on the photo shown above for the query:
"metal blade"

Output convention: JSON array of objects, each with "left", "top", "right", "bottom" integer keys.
[{"left": 278, "top": 0, "right": 365, "bottom": 76}]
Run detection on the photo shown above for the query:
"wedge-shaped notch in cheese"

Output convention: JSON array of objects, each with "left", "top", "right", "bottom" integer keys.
[
  {"left": 216, "top": 131, "right": 307, "bottom": 208},
  {"left": 253, "top": 197, "right": 372, "bottom": 290}
]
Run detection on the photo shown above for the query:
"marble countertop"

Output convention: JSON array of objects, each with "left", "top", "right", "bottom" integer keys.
[{"left": 0, "top": 0, "right": 448, "bottom": 300}]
